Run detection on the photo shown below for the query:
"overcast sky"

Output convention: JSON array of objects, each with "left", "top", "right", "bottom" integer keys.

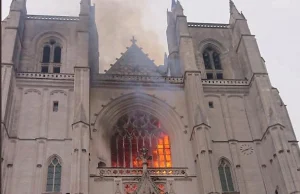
[{"left": 2, "top": 0, "right": 299, "bottom": 140}]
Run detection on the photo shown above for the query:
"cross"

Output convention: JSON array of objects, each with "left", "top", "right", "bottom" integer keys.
[{"left": 131, "top": 36, "right": 137, "bottom": 44}]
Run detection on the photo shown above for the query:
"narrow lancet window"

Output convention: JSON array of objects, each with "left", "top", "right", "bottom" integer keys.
[
  {"left": 203, "top": 51, "right": 212, "bottom": 69},
  {"left": 42, "top": 46, "right": 51, "bottom": 63},
  {"left": 218, "top": 159, "right": 235, "bottom": 192},
  {"left": 213, "top": 52, "right": 222, "bottom": 70},
  {"left": 46, "top": 157, "right": 62, "bottom": 192},
  {"left": 53, "top": 46, "right": 62, "bottom": 63}
]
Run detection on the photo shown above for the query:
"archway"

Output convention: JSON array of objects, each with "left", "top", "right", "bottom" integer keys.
[{"left": 92, "top": 92, "right": 188, "bottom": 168}]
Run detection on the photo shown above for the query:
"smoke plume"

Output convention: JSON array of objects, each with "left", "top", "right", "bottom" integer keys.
[{"left": 94, "top": 0, "right": 166, "bottom": 72}]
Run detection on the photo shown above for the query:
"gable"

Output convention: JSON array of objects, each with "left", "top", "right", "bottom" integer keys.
[{"left": 105, "top": 37, "right": 163, "bottom": 76}]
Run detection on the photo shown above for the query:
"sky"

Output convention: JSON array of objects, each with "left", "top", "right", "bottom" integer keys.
[{"left": 2, "top": 0, "right": 300, "bottom": 140}]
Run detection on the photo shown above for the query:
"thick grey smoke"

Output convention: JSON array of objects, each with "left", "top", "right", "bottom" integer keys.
[{"left": 94, "top": 0, "right": 166, "bottom": 72}]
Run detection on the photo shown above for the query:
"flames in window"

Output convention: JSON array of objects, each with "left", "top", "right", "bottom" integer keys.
[{"left": 111, "top": 111, "right": 172, "bottom": 168}]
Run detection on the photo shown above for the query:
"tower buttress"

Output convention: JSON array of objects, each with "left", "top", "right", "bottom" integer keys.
[
  {"left": 1, "top": 0, "right": 27, "bottom": 127},
  {"left": 70, "top": 1, "right": 91, "bottom": 194},
  {"left": 229, "top": 1, "right": 300, "bottom": 193},
  {"left": 166, "top": 10, "right": 180, "bottom": 76},
  {"left": 230, "top": 0, "right": 266, "bottom": 78},
  {"left": 167, "top": 1, "right": 220, "bottom": 193}
]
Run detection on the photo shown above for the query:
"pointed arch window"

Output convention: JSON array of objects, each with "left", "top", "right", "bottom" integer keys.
[
  {"left": 110, "top": 111, "right": 172, "bottom": 168},
  {"left": 218, "top": 159, "right": 235, "bottom": 193},
  {"left": 42, "top": 46, "right": 51, "bottom": 63},
  {"left": 53, "top": 46, "right": 62, "bottom": 63},
  {"left": 46, "top": 157, "right": 62, "bottom": 192},
  {"left": 203, "top": 47, "right": 223, "bottom": 79},
  {"left": 40, "top": 39, "right": 62, "bottom": 73}
]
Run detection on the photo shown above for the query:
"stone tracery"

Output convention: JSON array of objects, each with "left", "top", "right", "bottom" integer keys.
[{"left": 111, "top": 110, "right": 172, "bottom": 168}]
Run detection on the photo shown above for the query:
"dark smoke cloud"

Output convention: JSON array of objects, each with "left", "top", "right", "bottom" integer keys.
[{"left": 94, "top": 0, "right": 166, "bottom": 72}]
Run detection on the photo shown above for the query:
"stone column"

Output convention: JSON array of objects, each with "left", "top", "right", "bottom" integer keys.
[
  {"left": 229, "top": 141, "right": 248, "bottom": 194},
  {"left": 220, "top": 95, "right": 234, "bottom": 140},
  {"left": 185, "top": 72, "right": 218, "bottom": 194},
  {"left": 5, "top": 140, "right": 17, "bottom": 194},
  {"left": 70, "top": 1, "right": 91, "bottom": 192},
  {"left": 39, "top": 89, "right": 49, "bottom": 138},
  {"left": 70, "top": 67, "right": 90, "bottom": 194},
  {"left": 269, "top": 125, "right": 299, "bottom": 193},
  {"left": 1, "top": 65, "right": 14, "bottom": 122},
  {"left": 33, "top": 140, "right": 46, "bottom": 194},
  {"left": 254, "top": 141, "right": 273, "bottom": 193}
]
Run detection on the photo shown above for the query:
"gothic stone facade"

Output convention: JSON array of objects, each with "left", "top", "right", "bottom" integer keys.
[{"left": 1, "top": 0, "right": 300, "bottom": 194}]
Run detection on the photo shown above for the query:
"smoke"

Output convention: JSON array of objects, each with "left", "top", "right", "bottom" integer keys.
[{"left": 93, "top": 0, "right": 166, "bottom": 72}]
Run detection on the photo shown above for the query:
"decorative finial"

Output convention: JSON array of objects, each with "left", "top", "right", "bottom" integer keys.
[
  {"left": 171, "top": 0, "right": 176, "bottom": 8},
  {"left": 131, "top": 36, "right": 137, "bottom": 45},
  {"left": 138, "top": 147, "right": 152, "bottom": 173},
  {"left": 138, "top": 147, "right": 152, "bottom": 161}
]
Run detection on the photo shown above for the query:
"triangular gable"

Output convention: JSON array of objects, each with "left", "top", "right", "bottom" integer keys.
[
  {"left": 106, "top": 37, "right": 162, "bottom": 76},
  {"left": 135, "top": 172, "right": 161, "bottom": 194}
]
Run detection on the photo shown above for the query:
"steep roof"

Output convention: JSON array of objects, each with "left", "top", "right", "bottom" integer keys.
[{"left": 105, "top": 37, "right": 163, "bottom": 76}]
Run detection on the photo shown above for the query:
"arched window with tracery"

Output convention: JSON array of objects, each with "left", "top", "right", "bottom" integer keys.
[
  {"left": 111, "top": 111, "right": 172, "bottom": 168},
  {"left": 218, "top": 159, "right": 235, "bottom": 193},
  {"left": 40, "top": 39, "right": 62, "bottom": 73},
  {"left": 203, "top": 47, "right": 223, "bottom": 79},
  {"left": 46, "top": 157, "right": 62, "bottom": 192}
]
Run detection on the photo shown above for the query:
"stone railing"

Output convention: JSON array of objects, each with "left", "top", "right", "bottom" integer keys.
[
  {"left": 26, "top": 15, "right": 79, "bottom": 21},
  {"left": 188, "top": 22, "right": 230, "bottom": 29},
  {"left": 92, "top": 74, "right": 184, "bottom": 84},
  {"left": 202, "top": 79, "right": 248, "bottom": 86},
  {"left": 16, "top": 72, "right": 74, "bottom": 80},
  {"left": 98, "top": 167, "right": 188, "bottom": 177}
]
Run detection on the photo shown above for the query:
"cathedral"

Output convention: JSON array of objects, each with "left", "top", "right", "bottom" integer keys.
[{"left": 1, "top": 0, "right": 300, "bottom": 194}]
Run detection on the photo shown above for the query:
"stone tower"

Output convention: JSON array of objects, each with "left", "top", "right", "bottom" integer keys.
[{"left": 1, "top": 0, "right": 299, "bottom": 194}]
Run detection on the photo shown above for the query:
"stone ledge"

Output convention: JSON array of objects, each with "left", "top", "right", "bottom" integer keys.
[
  {"left": 16, "top": 72, "right": 74, "bottom": 80},
  {"left": 188, "top": 22, "right": 230, "bottom": 29},
  {"left": 42, "top": 192, "right": 62, "bottom": 194},
  {"left": 27, "top": 15, "right": 79, "bottom": 21},
  {"left": 97, "top": 167, "right": 189, "bottom": 177}
]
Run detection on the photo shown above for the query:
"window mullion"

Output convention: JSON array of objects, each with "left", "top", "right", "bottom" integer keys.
[
  {"left": 116, "top": 136, "right": 119, "bottom": 167},
  {"left": 148, "top": 136, "right": 152, "bottom": 167},
  {"left": 52, "top": 164, "right": 56, "bottom": 192},
  {"left": 123, "top": 137, "right": 125, "bottom": 167},
  {"left": 130, "top": 137, "right": 133, "bottom": 168},
  {"left": 223, "top": 166, "right": 230, "bottom": 192},
  {"left": 209, "top": 51, "right": 216, "bottom": 71}
]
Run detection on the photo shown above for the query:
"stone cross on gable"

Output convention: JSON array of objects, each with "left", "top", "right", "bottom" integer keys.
[{"left": 131, "top": 36, "right": 137, "bottom": 44}]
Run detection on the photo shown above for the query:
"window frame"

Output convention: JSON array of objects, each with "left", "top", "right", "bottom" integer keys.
[
  {"left": 40, "top": 39, "right": 63, "bottom": 74},
  {"left": 218, "top": 158, "right": 236, "bottom": 193},
  {"left": 45, "top": 156, "right": 62, "bottom": 193},
  {"left": 110, "top": 111, "right": 172, "bottom": 168},
  {"left": 203, "top": 47, "right": 223, "bottom": 80}
]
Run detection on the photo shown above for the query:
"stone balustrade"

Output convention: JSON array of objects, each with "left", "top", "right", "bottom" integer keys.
[
  {"left": 92, "top": 74, "right": 184, "bottom": 84},
  {"left": 16, "top": 72, "right": 74, "bottom": 80},
  {"left": 188, "top": 22, "right": 230, "bottom": 29},
  {"left": 202, "top": 79, "right": 248, "bottom": 86},
  {"left": 97, "top": 167, "right": 188, "bottom": 177},
  {"left": 26, "top": 15, "right": 79, "bottom": 21}
]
